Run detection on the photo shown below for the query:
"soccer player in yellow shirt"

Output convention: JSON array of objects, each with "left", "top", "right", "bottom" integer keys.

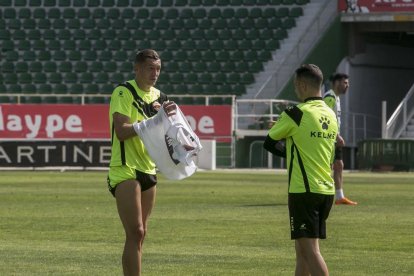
[
  {"left": 264, "top": 64, "right": 337, "bottom": 276},
  {"left": 107, "top": 49, "right": 176, "bottom": 276}
]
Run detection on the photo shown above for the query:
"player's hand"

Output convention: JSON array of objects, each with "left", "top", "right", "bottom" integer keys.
[
  {"left": 153, "top": 102, "right": 161, "bottom": 111},
  {"left": 336, "top": 135, "right": 345, "bottom": 147},
  {"left": 163, "top": 101, "right": 177, "bottom": 117}
]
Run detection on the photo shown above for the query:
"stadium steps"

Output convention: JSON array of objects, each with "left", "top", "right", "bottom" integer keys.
[
  {"left": 236, "top": 0, "right": 337, "bottom": 127},
  {"left": 242, "top": 0, "right": 331, "bottom": 100},
  {"left": 401, "top": 118, "right": 414, "bottom": 138}
]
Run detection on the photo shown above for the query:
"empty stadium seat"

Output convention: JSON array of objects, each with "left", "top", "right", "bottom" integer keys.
[
  {"left": 44, "top": 61, "right": 57, "bottom": 72},
  {"left": 53, "top": 84, "right": 68, "bottom": 94},
  {"left": 29, "top": 61, "right": 43, "bottom": 72},
  {"left": 12, "top": 30, "right": 27, "bottom": 40},
  {"left": 49, "top": 72, "right": 62, "bottom": 83},
  {"left": 23, "top": 96, "right": 41, "bottom": 104},
  {"left": 57, "top": 96, "right": 73, "bottom": 103},
  {"left": 33, "top": 73, "right": 47, "bottom": 84},
  {"left": 15, "top": 62, "right": 29, "bottom": 72},
  {"left": 52, "top": 50, "right": 66, "bottom": 61},
  {"left": 18, "top": 8, "right": 31, "bottom": 19},
  {"left": 41, "top": 96, "right": 58, "bottom": 104},
  {"left": 90, "top": 62, "right": 104, "bottom": 72},
  {"left": 1, "top": 62, "right": 14, "bottom": 73},
  {"left": 0, "top": 0, "right": 307, "bottom": 98},
  {"left": 38, "top": 84, "right": 53, "bottom": 93}
]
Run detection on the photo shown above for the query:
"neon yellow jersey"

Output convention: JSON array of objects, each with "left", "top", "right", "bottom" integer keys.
[
  {"left": 109, "top": 80, "right": 168, "bottom": 174},
  {"left": 268, "top": 98, "right": 337, "bottom": 195}
]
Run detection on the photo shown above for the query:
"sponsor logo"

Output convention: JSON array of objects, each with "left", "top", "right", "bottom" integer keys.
[
  {"left": 319, "top": 116, "right": 330, "bottom": 130},
  {"left": 310, "top": 131, "right": 336, "bottom": 139},
  {"left": 309, "top": 115, "right": 336, "bottom": 139}
]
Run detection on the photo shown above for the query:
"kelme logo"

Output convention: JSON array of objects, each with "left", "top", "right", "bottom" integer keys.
[{"left": 319, "top": 116, "right": 330, "bottom": 130}]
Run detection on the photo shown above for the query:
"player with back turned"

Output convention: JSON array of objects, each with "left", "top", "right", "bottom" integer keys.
[{"left": 264, "top": 64, "right": 337, "bottom": 276}]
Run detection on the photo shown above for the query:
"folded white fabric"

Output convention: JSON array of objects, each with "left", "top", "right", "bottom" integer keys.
[{"left": 133, "top": 105, "right": 203, "bottom": 180}]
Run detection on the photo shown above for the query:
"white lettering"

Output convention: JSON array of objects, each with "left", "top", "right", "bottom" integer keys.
[
  {"left": 0, "top": 146, "right": 11, "bottom": 163},
  {"left": 100, "top": 146, "right": 112, "bottom": 163},
  {"left": 199, "top": 116, "right": 214, "bottom": 134},
  {"left": 0, "top": 107, "right": 3, "bottom": 130},
  {"left": 46, "top": 115, "right": 64, "bottom": 138},
  {"left": 73, "top": 145, "right": 92, "bottom": 163},
  {"left": 62, "top": 145, "right": 66, "bottom": 162},
  {"left": 0, "top": 108, "right": 86, "bottom": 138},
  {"left": 25, "top": 115, "right": 42, "bottom": 138},
  {"left": 66, "top": 115, "right": 82, "bottom": 133},
  {"left": 18, "top": 146, "right": 34, "bottom": 163},
  {"left": 37, "top": 146, "right": 56, "bottom": 163},
  {"left": 7, "top": 115, "right": 22, "bottom": 131}
]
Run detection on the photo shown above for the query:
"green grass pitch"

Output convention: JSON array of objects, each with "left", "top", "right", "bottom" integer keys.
[{"left": 0, "top": 170, "right": 413, "bottom": 275}]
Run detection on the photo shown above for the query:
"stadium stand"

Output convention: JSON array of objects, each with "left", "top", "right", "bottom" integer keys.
[{"left": 0, "top": 0, "right": 309, "bottom": 99}]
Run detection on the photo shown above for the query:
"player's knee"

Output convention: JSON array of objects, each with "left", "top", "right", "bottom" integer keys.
[
  {"left": 137, "top": 226, "right": 145, "bottom": 242},
  {"left": 126, "top": 225, "right": 145, "bottom": 244}
]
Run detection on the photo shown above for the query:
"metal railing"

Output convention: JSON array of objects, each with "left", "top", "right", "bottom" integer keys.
[
  {"left": 234, "top": 99, "right": 299, "bottom": 134},
  {"left": 383, "top": 83, "right": 414, "bottom": 139},
  {"left": 0, "top": 93, "right": 236, "bottom": 106},
  {"left": 342, "top": 112, "right": 382, "bottom": 147}
]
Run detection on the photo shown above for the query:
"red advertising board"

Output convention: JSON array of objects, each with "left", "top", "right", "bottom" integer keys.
[
  {"left": 338, "top": 0, "right": 414, "bottom": 13},
  {"left": 0, "top": 104, "right": 232, "bottom": 140}
]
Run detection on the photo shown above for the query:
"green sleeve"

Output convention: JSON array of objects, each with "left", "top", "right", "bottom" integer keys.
[
  {"left": 323, "top": 95, "right": 336, "bottom": 110},
  {"left": 268, "top": 111, "right": 295, "bottom": 141},
  {"left": 110, "top": 86, "right": 133, "bottom": 118}
]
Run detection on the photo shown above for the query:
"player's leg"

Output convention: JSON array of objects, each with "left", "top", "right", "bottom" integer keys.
[
  {"left": 332, "top": 147, "right": 343, "bottom": 192},
  {"left": 140, "top": 185, "right": 157, "bottom": 248},
  {"left": 333, "top": 158, "right": 344, "bottom": 191},
  {"left": 295, "top": 238, "right": 329, "bottom": 276},
  {"left": 294, "top": 240, "right": 310, "bottom": 276},
  {"left": 115, "top": 179, "right": 145, "bottom": 276},
  {"left": 135, "top": 171, "right": 158, "bottom": 250},
  {"left": 333, "top": 148, "right": 357, "bottom": 205}
]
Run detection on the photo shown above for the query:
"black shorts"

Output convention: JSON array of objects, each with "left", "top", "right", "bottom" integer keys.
[
  {"left": 288, "top": 193, "right": 334, "bottom": 240},
  {"left": 107, "top": 169, "right": 157, "bottom": 197},
  {"left": 334, "top": 146, "right": 343, "bottom": 160}
]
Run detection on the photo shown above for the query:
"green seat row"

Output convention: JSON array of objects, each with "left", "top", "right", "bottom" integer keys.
[
  {"left": 0, "top": 0, "right": 308, "bottom": 8},
  {"left": 0, "top": 7, "right": 302, "bottom": 20},
  {"left": 0, "top": 83, "right": 116, "bottom": 94}
]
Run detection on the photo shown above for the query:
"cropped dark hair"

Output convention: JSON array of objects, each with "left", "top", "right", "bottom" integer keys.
[
  {"left": 134, "top": 49, "right": 160, "bottom": 64},
  {"left": 295, "top": 64, "right": 323, "bottom": 89},
  {"left": 329, "top": 73, "right": 349, "bottom": 83}
]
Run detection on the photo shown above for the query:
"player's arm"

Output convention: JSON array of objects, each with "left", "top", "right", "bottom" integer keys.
[
  {"left": 113, "top": 112, "right": 137, "bottom": 141},
  {"left": 323, "top": 95, "right": 336, "bottom": 110},
  {"left": 263, "top": 110, "right": 296, "bottom": 157},
  {"left": 263, "top": 136, "right": 286, "bottom": 158},
  {"left": 336, "top": 134, "right": 345, "bottom": 147}
]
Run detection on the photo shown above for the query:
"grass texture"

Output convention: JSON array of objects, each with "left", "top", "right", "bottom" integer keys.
[{"left": 0, "top": 170, "right": 413, "bottom": 275}]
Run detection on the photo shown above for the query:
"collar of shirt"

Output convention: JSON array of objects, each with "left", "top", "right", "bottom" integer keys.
[{"left": 304, "top": 96, "right": 322, "bottom": 102}]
